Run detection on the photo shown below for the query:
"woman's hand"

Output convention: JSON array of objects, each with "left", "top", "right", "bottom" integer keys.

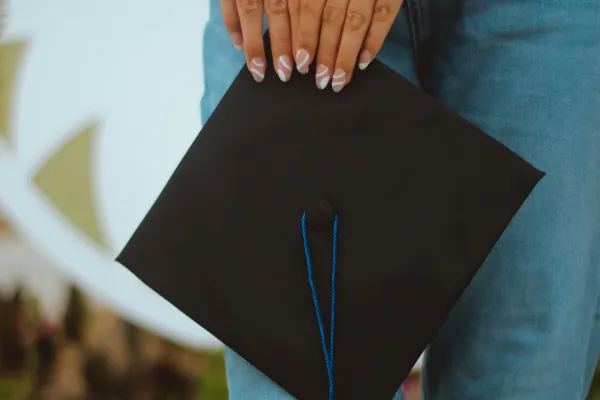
[
  {"left": 221, "top": 0, "right": 296, "bottom": 84},
  {"left": 293, "top": 0, "right": 403, "bottom": 92},
  {"left": 220, "top": 0, "right": 403, "bottom": 92}
]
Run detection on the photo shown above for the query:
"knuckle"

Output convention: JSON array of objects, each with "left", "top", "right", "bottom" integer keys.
[
  {"left": 345, "top": 10, "right": 368, "bottom": 31},
  {"left": 322, "top": 4, "right": 342, "bottom": 24},
  {"left": 373, "top": 4, "right": 392, "bottom": 22},
  {"left": 265, "top": 0, "right": 288, "bottom": 15},
  {"left": 238, "top": 0, "right": 262, "bottom": 13},
  {"left": 301, "top": 0, "right": 321, "bottom": 16}
]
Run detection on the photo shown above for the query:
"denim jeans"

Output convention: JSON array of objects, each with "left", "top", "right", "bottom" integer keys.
[{"left": 201, "top": 0, "right": 600, "bottom": 398}]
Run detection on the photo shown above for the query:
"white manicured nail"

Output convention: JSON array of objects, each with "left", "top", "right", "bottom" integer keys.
[
  {"left": 277, "top": 55, "right": 293, "bottom": 82},
  {"left": 231, "top": 32, "right": 243, "bottom": 51},
  {"left": 249, "top": 58, "right": 265, "bottom": 82},
  {"left": 316, "top": 65, "right": 330, "bottom": 90},
  {"left": 358, "top": 49, "right": 372, "bottom": 70},
  {"left": 332, "top": 68, "right": 346, "bottom": 93},
  {"left": 296, "top": 49, "right": 310, "bottom": 74}
]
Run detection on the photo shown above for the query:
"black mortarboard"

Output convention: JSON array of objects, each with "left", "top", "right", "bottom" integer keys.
[{"left": 117, "top": 47, "right": 544, "bottom": 399}]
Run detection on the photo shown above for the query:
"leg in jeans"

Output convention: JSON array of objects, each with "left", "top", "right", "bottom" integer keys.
[
  {"left": 422, "top": 1, "right": 600, "bottom": 398},
  {"left": 200, "top": 1, "right": 419, "bottom": 398}
]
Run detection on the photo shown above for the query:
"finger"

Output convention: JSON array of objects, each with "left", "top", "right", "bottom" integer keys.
[
  {"left": 288, "top": 0, "right": 301, "bottom": 51},
  {"left": 332, "top": 0, "right": 376, "bottom": 92},
  {"left": 295, "top": 0, "right": 326, "bottom": 74},
  {"left": 314, "top": 0, "right": 348, "bottom": 90},
  {"left": 221, "top": 0, "right": 244, "bottom": 50},
  {"left": 237, "top": 0, "right": 267, "bottom": 82},
  {"left": 359, "top": 0, "right": 402, "bottom": 70},
  {"left": 265, "top": 0, "right": 294, "bottom": 82}
]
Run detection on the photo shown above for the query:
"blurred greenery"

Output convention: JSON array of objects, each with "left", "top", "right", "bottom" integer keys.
[
  {"left": 0, "top": 285, "right": 229, "bottom": 400},
  {"left": 0, "top": 352, "right": 230, "bottom": 400},
  {"left": 198, "top": 351, "right": 229, "bottom": 400},
  {"left": 2, "top": 284, "right": 599, "bottom": 399},
  {"left": 0, "top": 377, "right": 31, "bottom": 400}
]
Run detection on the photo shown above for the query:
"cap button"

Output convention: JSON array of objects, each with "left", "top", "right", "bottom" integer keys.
[{"left": 304, "top": 199, "right": 336, "bottom": 233}]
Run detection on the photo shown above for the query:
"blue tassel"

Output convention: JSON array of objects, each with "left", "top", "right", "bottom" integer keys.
[{"left": 301, "top": 212, "right": 339, "bottom": 400}]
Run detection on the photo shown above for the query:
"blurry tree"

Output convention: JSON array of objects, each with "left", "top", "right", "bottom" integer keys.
[
  {"left": 84, "top": 351, "right": 117, "bottom": 400},
  {"left": 21, "top": 294, "right": 42, "bottom": 344},
  {"left": 124, "top": 320, "right": 141, "bottom": 360},
  {"left": 0, "top": 284, "right": 233, "bottom": 400},
  {"left": 122, "top": 320, "right": 145, "bottom": 398},
  {"left": 151, "top": 362, "right": 196, "bottom": 400},
  {"left": 0, "top": 287, "right": 27, "bottom": 373},
  {"left": 32, "top": 321, "right": 58, "bottom": 391},
  {"left": 62, "top": 285, "right": 86, "bottom": 343}
]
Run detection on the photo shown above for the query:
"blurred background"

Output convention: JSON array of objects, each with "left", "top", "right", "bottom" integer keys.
[
  {"left": 0, "top": 0, "right": 596, "bottom": 399},
  {"left": 0, "top": 1, "right": 234, "bottom": 397},
  {"left": 0, "top": 0, "right": 234, "bottom": 398}
]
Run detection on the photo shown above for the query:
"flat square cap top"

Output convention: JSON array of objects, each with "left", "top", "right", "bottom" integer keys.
[{"left": 117, "top": 55, "right": 544, "bottom": 399}]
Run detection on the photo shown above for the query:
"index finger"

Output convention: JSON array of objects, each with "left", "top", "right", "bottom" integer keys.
[
  {"left": 331, "top": 0, "right": 375, "bottom": 92},
  {"left": 359, "top": 0, "right": 403, "bottom": 70}
]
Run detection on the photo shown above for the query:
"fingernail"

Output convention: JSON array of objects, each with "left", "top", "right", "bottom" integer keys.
[
  {"left": 277, "top": 55, "right": 293, "bottom": 82},
  {"left": 231, "top": 32, "right": 243, "bottom": 51},
  {"left": 249, "top": 58, "right": 265, "bottom": 83},
  {"left": 315, "top": 65, "right": 330, "bottom": 90},
  {"left": 331, "top": 68, "right": 346, "bottom": 93},
  {"left": 358, "top": 49, "right": 372, "bottom": 70},
  {"left": 295, "top": 48, "right": 310, "bottom": 74}
]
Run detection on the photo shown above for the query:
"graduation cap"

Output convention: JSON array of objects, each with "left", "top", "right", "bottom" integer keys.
[{"left": 117, "top": 47, "right": 544, "bottom": 399}]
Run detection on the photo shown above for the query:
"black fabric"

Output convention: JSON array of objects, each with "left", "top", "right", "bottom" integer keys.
[{"left": 117, "top": 52, "right": 544, "bottom": 399}]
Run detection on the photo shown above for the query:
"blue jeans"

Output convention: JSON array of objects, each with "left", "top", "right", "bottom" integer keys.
[{"left": 201, "top": 1, "right": 600, "bottom": 398}]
